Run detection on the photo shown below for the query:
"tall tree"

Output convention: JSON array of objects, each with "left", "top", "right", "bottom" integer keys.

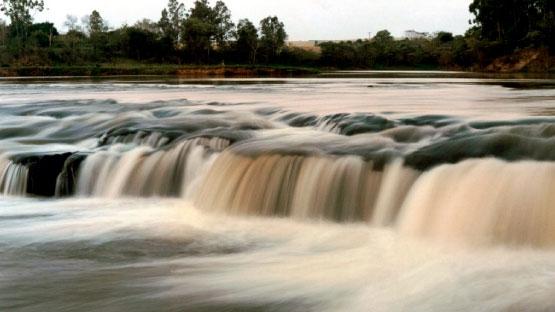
[
  {"left": 372, "top": 30, "right": 395, "bottom": 66},
  {"left": 212, "top": 1, "right": 234, "bottom": 48},
  {"left": 0, "top": 18, "right": 7, "bottom": 46},
  {"left": 182, "top": 0, "right": 214, "bottom": 62},
  {"left": 157, "top": 8, "right": 178, "bottom": 59},
  {"left": 235, "top": 18, "right": 258, "bottom": 64},
  {"left": 86, "top": 10, "right": 106, "bottom": 60},
  {"left": 181, "top": 0, "right": 236, "bottom": 62},
  {"left": 259, "top": 16, "right": 287, "bottom": 62},
  {"left": 62, "top": 15, "right": 85, "bottom": 64},
  {"left": 469, "top": 0, "right": 555, "bottom": 48},
  {"left": 166, "top": 0, "right": 184, "bottom": 46},
  {"left": 0, "top": 0, "right": 44, "bottom": 42},
  {"left": 0, "top": 0, "right": 43, "bottom": 25},
  {"left": 158, "top": 9, "right": 171, "bottom": 38},
  {"left": 88, "top": 10, "right": 104, "bottom": 35}
]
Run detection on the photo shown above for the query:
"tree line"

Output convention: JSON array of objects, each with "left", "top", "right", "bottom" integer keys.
[
  {"left": 0, "top": 0, "right": 293, "bottom": 66},
  {"left": 319, "top": 0, "right": 554, "bottom": 69},
  {"left": 0, "top": 0, "right": 553, "bottom": 70}
]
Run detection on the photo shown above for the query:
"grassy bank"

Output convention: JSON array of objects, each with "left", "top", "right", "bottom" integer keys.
[{"left": 0, "top": 64, "right": 320, "bottom": 78}]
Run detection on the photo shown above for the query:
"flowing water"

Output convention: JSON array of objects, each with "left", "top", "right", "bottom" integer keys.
[{"left": 1, "top": 72, "right": 555, "bottom": 311}]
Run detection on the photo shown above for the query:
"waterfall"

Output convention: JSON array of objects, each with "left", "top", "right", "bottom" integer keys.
[
  {"left": 0, "top": 143, "right": 545, "bottom": 249},
  {"left": 3, "top": 142, "right": 555, "bottom": 247},
  {"left": 194, "top": 152, "right": 419, "bottom": 223},
  {"left": 76, "top": 137, "right": 228, "bottom": 197},
  {"left": 0, "top": 96, "right": 553, "bottom": 248},
  {"left": 0, "top": 156, "right": 29, "bottom": 196},
  {"left": 193, "top": 152, "right": 555, "bottom": 247},
  {"left": 397, "top": 159, "right": 555, "bottom": 247}
]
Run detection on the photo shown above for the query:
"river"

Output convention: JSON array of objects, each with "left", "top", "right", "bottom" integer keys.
[{"left": 1, "top": 72, "right": 555, "bottom": 311}]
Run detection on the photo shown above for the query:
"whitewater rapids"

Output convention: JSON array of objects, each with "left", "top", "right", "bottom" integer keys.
[
  {"left": 1, "top": 75, "right": 555, "bottom": 311},
  {"left": 2, "top": 198, "right": 555, "bottom": 312}
]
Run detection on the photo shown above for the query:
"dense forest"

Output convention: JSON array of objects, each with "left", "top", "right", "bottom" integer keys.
[{"left": 0, "top": 0, "right": 554, "bottom": 72}]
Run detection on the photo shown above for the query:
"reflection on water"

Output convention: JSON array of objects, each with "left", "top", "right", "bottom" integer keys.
[{"left": 1, "top": 72, "right": 555, "bottom": 311}]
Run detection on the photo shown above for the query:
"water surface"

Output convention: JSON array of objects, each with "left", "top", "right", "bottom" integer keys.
[{"left": 1, "top": 72, "right": 555, "bottom": 311}]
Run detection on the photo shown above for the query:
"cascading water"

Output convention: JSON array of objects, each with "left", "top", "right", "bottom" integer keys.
[
  {"left": 0, "top": 156, "right": 28, "bottom": 196},
  {"left": 76, "top": 137, "right": 228, "bottom": 197},
  {"left": 0, "top": 96, "right": 554, "bottom": 247},
  {"left": 193, "top": 153, "right": 418, "bottom": 223},
  {"left": 397, "top": 159, "right": 555, "bottom": 247},
  {"left": 2, "top": 77, "right": 555, "bottom": 312}
]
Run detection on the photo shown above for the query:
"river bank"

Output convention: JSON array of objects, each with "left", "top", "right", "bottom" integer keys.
[
  {"left": 481, "top": 48, "right": 555, "bottom": 73},
  {"left": 0, "top": 64, "right": 320, "bottom": 78},
  {"left": 0, "top": 51, "right": 553, "bottom": 78}
]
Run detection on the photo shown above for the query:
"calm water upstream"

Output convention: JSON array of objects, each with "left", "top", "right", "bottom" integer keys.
[{"left": 1, "top": 72, "right": 555, "bottom": 311}]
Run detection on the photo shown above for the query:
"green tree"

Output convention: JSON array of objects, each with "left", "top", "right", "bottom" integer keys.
[
  {"left": 88, "top": 10, "right": 104, "bottom": 35},
  {"left": 157, "top": 9, "right": 177, "bottom": 60},
  {"left": 182, "top": 0, "right": 213, "bottom": 61},
  {"left": 212, "top": 1, "right": 234, "bottom": 48},
  {"left": 259, "top": 16, "right": 287, "bottom": 62},
  {"left": 166, "top": 0, "right": 184, "bottom": 46},
  {"left": 60, "top": 29, "right": 87, "bottom": 64},
  {"left": 0, "top": 18, "right": 8, "bottom": 64},
  {"left": 28, "top": 22, "right": 56, "bottom": 47},
  {"left": 87, "top": 10, "right": 107, "bottom": 61},
  {"left": 122, "top": 26, "right": 160, "bottom": 60},
  {"left": 182, "top": 0, "right": 234, "bottom": 62},
  {"left": 0, "top": 0, "right": 44, "bottom": 52},
  {"left": 536, "top": 0, "right": 555, "bottom": 49},
  {"left": 319, "top": 41, "right": 360, "bottom": 68},
  {"left": 373, "top": 30, "right": 393, "bottom": 44},
  {"left": 451, "top": 35, "right": 473, "bottom": 67},
  {"left": 372, "top": 30, "right": 395, "bottom": 66},
  {"left": 235, "top": 18, "right": 258, "bottom": 64},
  {"left": 435, "top": 31, "right": 454, "bottom": 44},
  {"left": 60, "top": 15, "right": 86, "bottom": 64},
  {"left": 0, "top": 18, "right": 7, "bottom": 46},
  {"left": 469, "top": 0, "right": 555, "bottom": 49},
  {"left": 0, "top": 0, "right": 44, "bottom": 27},
  {"left": 158, "top": 9, "right": 172, "bottom": 39}
]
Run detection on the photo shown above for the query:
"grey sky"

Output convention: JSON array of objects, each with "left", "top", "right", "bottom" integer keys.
[{"left": 28, "top": 0, "right": 472, "bottom": 40}]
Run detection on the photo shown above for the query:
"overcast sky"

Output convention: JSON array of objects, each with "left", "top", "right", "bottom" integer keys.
[{"left": 26, "top": 0, "right": 472, "bottom": 40}]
